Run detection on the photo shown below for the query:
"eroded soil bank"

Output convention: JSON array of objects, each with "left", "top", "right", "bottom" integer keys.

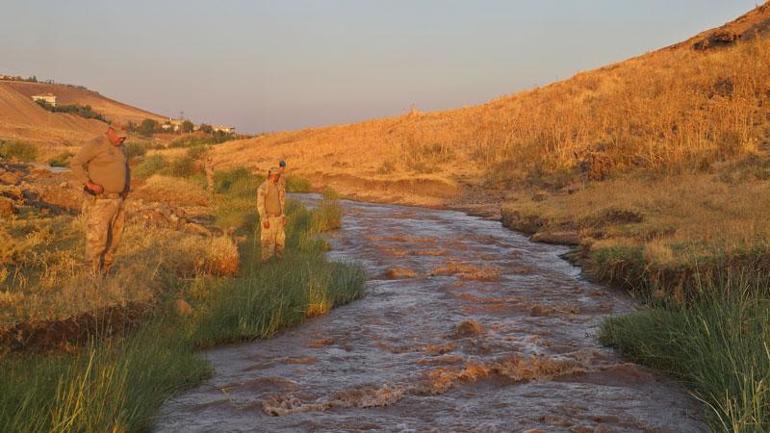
[{"left": 154, "top": 197, "right": 706, "bottom": 433}]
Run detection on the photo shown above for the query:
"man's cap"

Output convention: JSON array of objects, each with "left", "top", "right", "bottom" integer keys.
[
  {"left": 279, "top": 160, "right": 287, "bottom": 168},
  {"left": 268, "top": 167, "right": 280, "bottom": 176},
  {"left": 107, "top": 124, "right": 128, "bottom": 138}
]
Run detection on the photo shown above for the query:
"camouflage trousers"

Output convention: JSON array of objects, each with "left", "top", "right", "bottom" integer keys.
[
  {"left": 82, "top": 195, "right": 126, "bottom": 273},
  {"left": 260, "top": 215, "right": 286, "bottom": 261}
]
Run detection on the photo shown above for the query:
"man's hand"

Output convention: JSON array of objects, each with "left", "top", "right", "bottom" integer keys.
[
  {"left": 282, "top": 216, "right": 287, "bottom": 226},
  {"left": 86, "top": 181, "right": 104, "bottom": 194},
  {"left": 263, "top": 220, "right": 270, "bottom": 229}
]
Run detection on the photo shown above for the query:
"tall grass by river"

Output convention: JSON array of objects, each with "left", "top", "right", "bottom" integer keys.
[
  {"left": 0, "top": 171, "right": 364, "bottom": 433},
  {"left": 601, "top": 268, "right": 770, "bottom": 433}
]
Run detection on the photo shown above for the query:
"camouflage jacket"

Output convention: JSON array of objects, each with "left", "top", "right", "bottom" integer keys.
[{"left": 256, "top": 179, "right": 285, "bottom": 219}]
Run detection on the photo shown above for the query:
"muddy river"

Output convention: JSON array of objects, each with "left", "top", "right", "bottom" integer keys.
[{"left": 154, "top": 197, "right": 706, "bottom": 433}]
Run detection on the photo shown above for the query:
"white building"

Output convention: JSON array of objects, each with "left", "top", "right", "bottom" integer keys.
[
  {"left": 212, "top": 125, "right": 235, "bottom": 134},
  {"left": 32, "top": 93, "right": 57, "bottom": 107}
]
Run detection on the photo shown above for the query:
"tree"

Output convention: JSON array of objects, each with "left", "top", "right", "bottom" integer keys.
[
  {"left": 181, "top": 120, "right": 194, "bottom": 133},
  {"left": 199, "top": 123, "right": 213, "bottom": 134},
  {"left": 138, "top": 118, "right": 159, "bottom": 137}
]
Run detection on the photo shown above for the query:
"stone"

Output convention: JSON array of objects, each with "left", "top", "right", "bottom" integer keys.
[
  {"left": 385, "top": 267, "right": 417, "bottom": 279},
  {"left": 453, "top": 320, "right": 485, "bottom": 338}
]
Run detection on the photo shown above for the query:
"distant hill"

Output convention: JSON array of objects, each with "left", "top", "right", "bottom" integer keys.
[
  {"left": 211, "top": 3, "right": 770, "bottom": 206},
  {"left": 0, "top": 80, "right": 165, "bottom": 147}
]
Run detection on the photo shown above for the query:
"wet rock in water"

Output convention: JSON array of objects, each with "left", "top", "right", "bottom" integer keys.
[
  {"left": 308, "top": 337, "right": 335, "bottom": 348},
  {"left": 0, "top": 197, "right": 16, "bottom": 216},
  {"left": 385, "top": 266, "right": 417, "bottom": 279},
  {"left": 530, "top": 304, "right": 554, "bottom": 316},
  {"left": 453, "top": 320, "right": 485, "bottom": 338},
  {"left": 593, "top": 426, "right": 615, "bottom": 433},
  {"left": 174, "top": 299, "right": 194, "bottom": 316},
  {"left": 523, "top": 429, "right": 550, "bottom": 433},
  {"left": 569, "top": 427, "right": 593, "bottom": 433},
  {"left": 531, "top": 231, "right": 581, "bottom": 246}
]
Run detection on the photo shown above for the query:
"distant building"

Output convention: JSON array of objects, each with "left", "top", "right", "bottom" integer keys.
[
  {"left": 212, "top": 125, "right": 235, "bottom": 134},
  {"left": 32, "top": 93, "right": 57, "bottom": 107}
]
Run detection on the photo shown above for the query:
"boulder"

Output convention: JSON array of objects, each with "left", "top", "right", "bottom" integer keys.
[{"left": 453, "top": 320, "right": 485, "bottom": 338}]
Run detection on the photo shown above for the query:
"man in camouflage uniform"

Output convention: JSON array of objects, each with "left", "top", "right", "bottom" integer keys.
[
  {"left": 256, "top": 167, "right": 286, "bottom": 261},
  {"left": 70, "top": 125, "right": 130, "bottom": 275},
  {"left": 204, "top": 154, "right": 216, "bottom": 193},
  {"left": 278, "top": 159, "right": 287, "bottom": 190}
]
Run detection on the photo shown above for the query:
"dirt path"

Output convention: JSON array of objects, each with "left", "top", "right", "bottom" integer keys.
[{"left": 154, "top": 197, "right": 706, "bottom": 433}]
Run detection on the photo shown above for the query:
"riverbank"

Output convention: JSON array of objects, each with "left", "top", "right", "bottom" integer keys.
[
  {"left": 0, "top": 162, "right": 365, "bottom": 433},
  {"left": 499, "top": 168, "right": 770, "bottom": 432}
]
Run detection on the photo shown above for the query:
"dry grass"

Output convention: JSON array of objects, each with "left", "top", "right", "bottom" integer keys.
[
  {"left": 0, "top": 185, "right": 238, "bottom": 330},
  {"left": 208, "top": 5, "right": 770, "bottom": 205},
  {"left": 135, "top": 175, "right": 209, "bottom": 206},
  {"left": 502, "top": 171, "right": 770, "bottom": 297}
]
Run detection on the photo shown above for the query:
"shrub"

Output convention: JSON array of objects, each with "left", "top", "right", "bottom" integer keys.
[
  {"left": 185, "top": 145, "right": 208, "bottom": 161},
  {"left": 124, "top": 141, "right": 148, "bottom": 159},
  {"left": 47, "top": 151, "right": 74, "bottom": 167},
  {"left": 286, "top": 176, "right": 311, "bottom": 193},
  {"left": 133, "top": 154, "right": 166, "bottom": 179},
  {"left": 0, "top": 141, "right": 37, "bottom": 162},
  {"left": 137, "top": 119, "right": 159, "bottom": 137},
  {"left": 166, "top": 156, "right": 197, "bottom": 177}
]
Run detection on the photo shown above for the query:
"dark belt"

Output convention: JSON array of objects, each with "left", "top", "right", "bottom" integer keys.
[{"left": 83, "top": 187, "right": 125, "bottom": 200}]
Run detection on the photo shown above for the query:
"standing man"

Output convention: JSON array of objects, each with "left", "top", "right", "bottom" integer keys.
[
  {"left": 70, "top": 125, "right": 130, "bottom": 275},
  {"left": 204, "top": 153, "right": 216, "bottom": 194},
  {"left": 256, "top": 167, "right": 286, "bottom": 261},
  {"left": 278, "top": 159, "right": 287, "bottom": 191}
]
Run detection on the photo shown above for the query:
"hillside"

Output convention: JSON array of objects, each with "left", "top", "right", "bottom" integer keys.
[
  {"left": 0, "top": 80, "right": 166, "bottom": 149},
  {"left": 1, "top": 80, "right": 165, "bottom": 125},
  {"left": 0, "top": 82, "right": 105, "bottom": 146},
  {"left": 211, "top": 3, "right": 770, "bottom": 208}
]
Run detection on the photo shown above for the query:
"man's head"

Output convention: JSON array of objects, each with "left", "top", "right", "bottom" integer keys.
[
  {"left": 278, "top": 160, "right": 287, "bottom": 172},
  {"left": 106, "top": 125, "right": 128, "bottom": 146},
  {"left": 268, "top": 167, "right": 280, "bottom": 183}
]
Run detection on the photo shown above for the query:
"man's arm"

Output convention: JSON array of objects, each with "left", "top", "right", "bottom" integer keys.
[
  {"left": 256, "top": 182, "right": 266, "bottom": 219},
  {"left": 69, "top": 140, "right": 99, "bottom": 185}
]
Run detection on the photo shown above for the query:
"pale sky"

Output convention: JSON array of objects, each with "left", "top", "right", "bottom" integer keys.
[{"left": 0, "top": 1, "right": 759, "bottom": 133}]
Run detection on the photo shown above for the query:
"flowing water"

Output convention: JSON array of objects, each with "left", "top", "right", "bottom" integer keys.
[{"left": 154, "top": 197, "right": 706, "bottom": 433}]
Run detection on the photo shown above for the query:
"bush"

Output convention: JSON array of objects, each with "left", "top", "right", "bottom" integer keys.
[
  {"left": 124, "top": 141, "right": 148, "bottom": 159},
  {"left": 286, "top": 176, "right": 311, "bottom": 193},
  {"left": 35, "top": 101, "right": 107, "bottom": 122},
  {"left": 0, "top": 141, "right": 37, "bottom": 162},
  {"left": 47, "top": 151, "right": 74, "bottom": 167},
  {"left": 185, "top": 145, "right": 208, "bottom": 161},
  {"left": 181, "top": 120, "right": 194, "bottom": 133},
  {"left": 133, "top": 154, "right": 166, "bottom": 179},
  {"left": 166, "top": 156, "right": 197, "bottom": 177},
  {"left": 137, "top": 119, "right": 159, "bottom": 137}
]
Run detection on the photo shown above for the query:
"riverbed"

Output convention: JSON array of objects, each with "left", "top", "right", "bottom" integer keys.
[{"left": 154, "top": 197, "right": 706, "bottom": 433}]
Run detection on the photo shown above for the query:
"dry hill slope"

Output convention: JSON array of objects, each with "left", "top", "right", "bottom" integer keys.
[
  {"left": 0, "top": 82, "right": 105, "bottom": 146},
  {"left": 1, "top": 80, "right": 165, "bottom": 125},
  {"left": 0, "top": 80, "right": 167, "bottom": 150},
  {"left": 212, "top": 3, "right": 770, "bottom": 208}
]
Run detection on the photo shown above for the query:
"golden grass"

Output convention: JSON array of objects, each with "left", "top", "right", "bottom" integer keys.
[
  {"left": 209, "top": 6, "right": 770, "bottom": 206},
  {"left": 0, "top": 204, "right": 238, "bottom": 329},
  {"left": 135, "top": 175, "right": 209, "bottom": 206}
]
